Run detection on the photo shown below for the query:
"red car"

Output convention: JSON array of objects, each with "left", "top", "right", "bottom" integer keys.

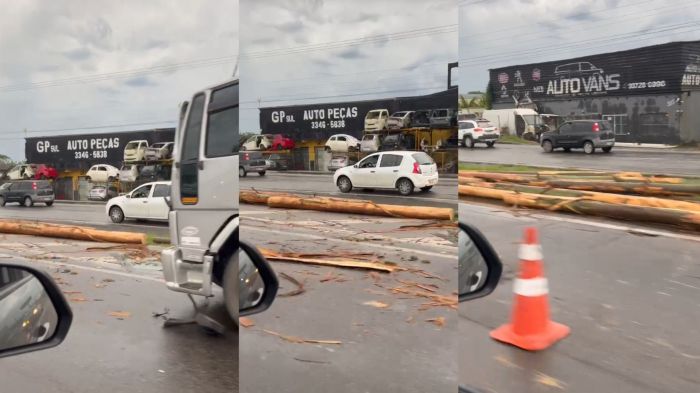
[
  {"left": 269, "top": 134, "right": 295, "bottom": 150},
  {"left": 33, "top": 164, "right": 58, "bottom": 180}
]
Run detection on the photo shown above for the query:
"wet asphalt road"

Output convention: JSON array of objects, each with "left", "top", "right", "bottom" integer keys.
[
  {"left": 0, "top": 237, "right": 237, "bottom": 393},
  {"left": 239, "top": 204, "right": 458, "bottom": 393},
  {"left": 459, "top": 144, "right": 700, "bottom": 175},
  {"left": 459, "top": 202, "right": 700, "bottom": 393},
  {"left": 240, "top": 171, "right": 457, "bottom": 208},
  {"left": 0, "top": 203, "right": 170, "bottom": 238}
]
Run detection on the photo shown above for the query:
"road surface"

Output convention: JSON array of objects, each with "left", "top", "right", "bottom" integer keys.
[
  {"left": 460, "top": 144, "right": 700, "bottom": 175},
  {"left": 0, "top": 235, "right": 237, "bottom": 393},
  {"left": 459, "top": 202, "right": 700, "bottom": 393},
  {"left": 240, "top": 204, "right": 458, "bottom": 393},
  {"left": 0, "top": 203, "right": 169, "bottom": 238},
  {"left": 240, "top": 172, "right": 457, "bottom": 208}
]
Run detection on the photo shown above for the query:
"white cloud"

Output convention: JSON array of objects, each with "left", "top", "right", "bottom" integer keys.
[
  {"left": 239, "top": 0, "right": 457, "bottom": 132},
  {"left": 459, "top": 0, "right": 700, "bottom": 93},
  {"left": 0, "top": 0, "right": 238, "bottom": 160}
]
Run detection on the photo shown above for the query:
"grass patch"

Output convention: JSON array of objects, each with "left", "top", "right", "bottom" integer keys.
[
  {"left": 145, "top": 233, "right": 170, "bottom": 245},
  {"left": 498, "top": 135, "right": 537, "bottom": 145}
]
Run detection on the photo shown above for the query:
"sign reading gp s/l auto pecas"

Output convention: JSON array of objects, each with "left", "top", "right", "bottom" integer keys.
[
  {"left": 25, "top": 129, "right": 176, "bottom": 168},
  {"left": 270, "top": 106, "right": 360, "bottom": 130}
]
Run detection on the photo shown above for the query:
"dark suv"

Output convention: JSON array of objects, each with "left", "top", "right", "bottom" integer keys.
[
  {"left": 540, "top": 120, "right": 615, "bottom": 154},
  {"left": 0, "top": 180, "right": 55, "bottom": 207}
]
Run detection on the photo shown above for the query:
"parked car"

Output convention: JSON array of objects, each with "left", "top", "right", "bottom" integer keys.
[
  {"left": 241, "top": 135, "right": 271, "bottom": 151},
  {"left": 239, "top": 151, "right": 267, "bottom": 177},
  {"left": 88, "top": 185, "right": 118, "bottom": 201},
  {"left": 333, "top": 151, "right": 438, "bottom": 196},
  {"left": 412, "top": 109, "right": 432, "bottom": 128},
  {"left": 325, "top": 134, "right": 360, "bottom": 152},
  {"left": 364, "top": 109, "right": 389, "bottom": 131},
  {"left": 265, "top": 153, "right": 289, "bottom": 171},
  {"left": 327, "top": 155, "right": 357, "bottom": 172},
  {"left": 387, "top": 111, "right": 414, "bottom": 129},
  {"left": 0, "top": 180, "right": 54, "bottom": 207},
  {"left": 459, "top": 119, "right": 500, "bottom": 148},
  {"left": 30, "top": 164, "right": 58, "bottom": 180},
  {"left": 106, "top": 181, "right": 171, "bottom": 223},
  {"left": 85, "top": 164, "right": 120, "bottom": 183},
  {"left": 540, "top": 120, "right": 615, "bottom": 154},
  {"left": 360, "top": 133, "right": 381, "bottom": 152},
  {"left": 138, "top": 164, "right": 170, "bottom": 182},
  {"left": 430, "top": 108, "right": 458, "bottom": 128},
  {"left": 268, "top": 134, "right": 295, "bottom": 150},
  {"left": 123, "top": 140, "right": 149, "bottom": 162},
  {"left": 4, "top": 164, "right": 36, "bottom": 180},
  {"left": 380, "top": 133, "right": 415, "bottom": 151},
  {"left": 118, "top": 165, "right": 139, "bottom": 182},
  {"left": 144, "top": 142, "right": 174, "bottom": 161}
]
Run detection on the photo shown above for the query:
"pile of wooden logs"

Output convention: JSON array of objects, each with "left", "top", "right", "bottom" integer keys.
[
  {"left": 0, "top": 219, "right": 148, "bottom": 244},
  {"left": 459, "top": 170, "right": 700, "bottom": 230}
]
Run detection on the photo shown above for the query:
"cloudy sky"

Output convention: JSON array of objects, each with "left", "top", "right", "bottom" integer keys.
[
  {"left": 0, "top": 0, "right": 237, "bottom": 160},
  {"left": 239, "top": 0, "right": 457, "bottom": 132},
  {"left": 459, "top": 0, "right": 700, "bottom": 94}
]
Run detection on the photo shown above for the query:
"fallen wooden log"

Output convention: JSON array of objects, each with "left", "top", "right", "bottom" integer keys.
[
  {"left": 535, "top": 180, "right": 700, "bottom": 196},
  {"left": 240, "top": 189, "right": 293, "bottom": 205},
  {"left": 265, "top": 195, "right": 455, "bottom": 221},
  {"left": 0, "top": 219, "right": 147, "bottom": 244},
  {"left": 459, "top": 171, "right": 534, "bottom": 184},
  {"left": 258, "top": 248, "right": 397, "bottom": 273}
]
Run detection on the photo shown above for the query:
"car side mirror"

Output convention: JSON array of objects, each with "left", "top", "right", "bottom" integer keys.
[
  {"left": 164, "top": 196, "right": 172, "bottom": 208},
  {"left": 125, "top": 194, "right": 131, "bottom": 199},
  {"left": 459, "top": 222, "right": 503, "bottom": 302},
  {"left": 353, "top": 164, "right": 358, "bottom": 168},
  {"left": 0, "top": 264, "right": 72, "bottom": 359},
  {"left": 239, "top": 241, "right": 279, "bottom": 317}
]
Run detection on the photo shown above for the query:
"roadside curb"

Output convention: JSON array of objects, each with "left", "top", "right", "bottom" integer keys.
[{"left": 55, "top": 200, "right": 106, "bottom": 205}]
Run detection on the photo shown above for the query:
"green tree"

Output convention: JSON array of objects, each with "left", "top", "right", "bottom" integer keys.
[{"left": 483, "top": 82, "right": 493, "bottom": 110}]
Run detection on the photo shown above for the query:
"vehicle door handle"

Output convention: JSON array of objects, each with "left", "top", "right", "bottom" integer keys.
[
  {"left": 393, "top": 170, "right": 398, "bottom": 172},
  {"left": 142, "top": 201, "right": 148, "bottom": 203},
  {"left": 197, "top": 161, "right": 204, "bottom": 170},
  {"left": 370, "top": 170, "right": 375, "bottom": 173}
]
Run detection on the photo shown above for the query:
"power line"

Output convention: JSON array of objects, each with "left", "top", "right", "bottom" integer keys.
[{"left": 0, "top": 120, "right": 176, "bottom": 137}]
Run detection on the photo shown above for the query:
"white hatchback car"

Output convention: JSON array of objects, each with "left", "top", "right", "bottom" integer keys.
[
  {"left": 325, "top": 134, "right": 359, "bottom": 152},
  {"left": 106, "top": 181, "right": 171, "bottom": 223},
  {"left": 86, "top": 164, "right": 120, "bottom": 183},
  {"left": 333, "top": 151, "right": 438, "bottom": 196}
]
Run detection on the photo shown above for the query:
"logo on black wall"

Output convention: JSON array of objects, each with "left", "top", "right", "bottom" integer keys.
[
  {"left": 546, "top": 61, "right": 620, "bottom": 96},
  {"left": 532, "top": 68, "right": 541, "bottom": 82},
  {"left": 498, "top": 72, "right": 509, "bottom": 84}
]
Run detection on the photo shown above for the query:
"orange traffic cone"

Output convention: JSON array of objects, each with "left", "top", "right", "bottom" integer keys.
[{"left": 490, "top": 227, "right": 570, "bottom": 351}]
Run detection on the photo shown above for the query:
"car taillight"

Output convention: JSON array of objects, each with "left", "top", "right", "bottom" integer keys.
[
  {"left": 413, "top": 162, "right": 422, "bottom": 174},
  {"left": 32, "top": 182, "right": 37, "bottom": 190},
  {"left": 244, "top": 153, "right": 250, "bottom": 160},
  {"left": 592, "top": 123, "right": 600, "bottom": 132},
  {"left": 474, "top": 128, "right": 483, "bottom": 132}
]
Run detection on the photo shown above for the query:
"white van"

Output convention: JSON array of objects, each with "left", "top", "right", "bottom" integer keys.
[{"left": 124, "top": 140, "right": 149, "bottom": 162}]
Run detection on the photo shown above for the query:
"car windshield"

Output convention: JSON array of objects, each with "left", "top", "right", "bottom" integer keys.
[
  {"left": 125, "top": 142, "right": 138, "bottom": 149},
  {"left": 366, "top": 111, "right": 380, "bottom": 119},
  {"left": 0, "top": 183, "right": 10, "bottom": 190},
  {"left": 392, "top": 112, "right": 406, "bottom": 117},
  {"left": 153, "top": 143, "right": 168, "bottom": 148},
  {"left": 477, "top": 121, "right": 493, "bottom": 127}
]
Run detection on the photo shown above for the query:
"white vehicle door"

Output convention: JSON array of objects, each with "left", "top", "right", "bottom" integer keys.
[
  {"left": 124, "top": 184, "right": 152, "bottom": 218},
  {"left": 327, "top": 136, "right": 337, "bottom": 150},
  {"left": 375, "top": 153, "right": 403, "bottom": 188},
  {"left": 336, "top": 135, "right": 348, "bottom": 152},
  {"left": 148, "top": 183, "right": 171, "bottom": 219},
  {"left": 353, "top": 153, "right": 380, "bottom": 187}
]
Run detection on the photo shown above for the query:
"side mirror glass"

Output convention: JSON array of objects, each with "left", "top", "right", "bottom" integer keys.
[
  {"left": 125, "top": 194, "right": 131, "bottom": 199},
  {"left": 459, "top": 222, "right": 503, "bottom": 302},
  {"left": 239, "top": 241, "right": 278, "bottom": 317},
  {"left": 164, "top": 196, "right": 172, "bottom": 208},
  {"left": 0, "top": 264, "right": 72, "bottom": 358}
]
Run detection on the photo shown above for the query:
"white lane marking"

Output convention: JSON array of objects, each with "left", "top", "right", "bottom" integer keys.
[
  {"left": 460, "top": 203, "right": 700, "bottom": 243},
  {"left": 29, "top": 259, "right": 164, "bottom": 283},
  {"left": 243, "top": 226, "right": 455, "bottom": 258},
  {"left": 666, "top": 279, "right": 700, "bottom": 290},
  {"left": 513, "top": 277, "right": 549, "bottom": 297}
]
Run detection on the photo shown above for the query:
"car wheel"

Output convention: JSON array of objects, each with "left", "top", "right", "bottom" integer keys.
[
  {"left": 86, "top": 176, "right": 92, "bottom": 182},
  {"left": 583, "top": 141, "right": 595, "bottom": 154},
  {"left": 241, "top": 146, "right": 247, "bottom": 151},
  {"left": 107, "top": 176, "right": 114, "bottom": 182},
  {"left": 602, "top": 146, "right": 612, "bottom": 153},
  {"left": 325, "top": 146, "right": 331, "bottom": 152},
  {"left": 40, "top": 174, "right": 47, "bottom": 180},
  {"left": 486, "top": 141, "right": 495, "bottom": 148},
  {"left": 466, "top": 136, "right": 475, "bottom": 149},
  {"left": 24, "top": 196, "right": 33, "bottom": 207},
  {"left": 45, "top": 201, "right": 54, "bottom": 207},
  {"left": 420, "top": 186, "right": 433, "bottom": 192},
  {"left": 258, "top": 171, "right": 266, "bottom": 176},
  {"left": 542, "top": 140, "right": 554, "bottom": 153},
  {"left": 397, "top": 178, "right": 414, "bottom": 196},
  {"left": 0, "top": 196, "right": 5, "bottom": 207},
  {"left": 223, "top": 251, "right": 237, "bottom": 320},
  {"left": 109, "top": 206, "right": 125, "bottom": 223},
  {"left": 239, "top": 167, "right": 247, "bottom": 177},
  {"left": 337, "top": 176, "right": 352, "bottom": 193},
  {"left": 276, "top": 144, "right": 283, "bottom": 150},
  {"left": 563, "top": 147, "right": 571, "bottom": 152}
]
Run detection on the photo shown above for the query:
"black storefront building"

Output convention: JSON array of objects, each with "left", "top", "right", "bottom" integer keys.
[{"left": 489, "top": 41, "right": 700, "bottom": 144}]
